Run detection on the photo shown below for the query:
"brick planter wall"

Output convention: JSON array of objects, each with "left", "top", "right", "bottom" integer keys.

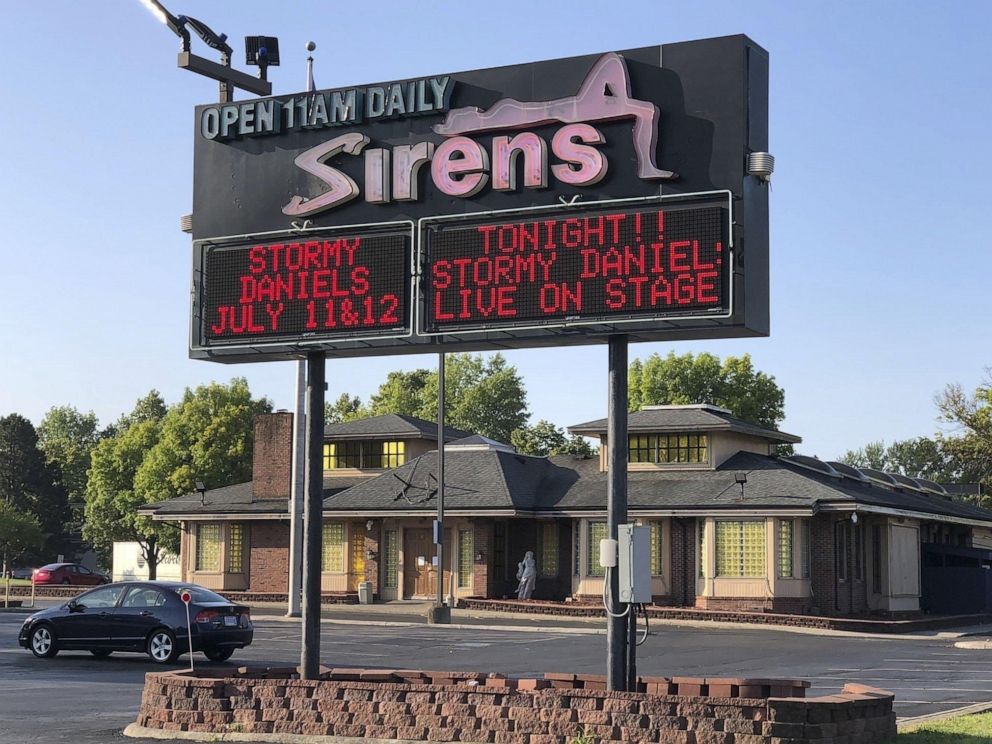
[{"left": 134, "top": 667, "right": 896, "bottom": 743}]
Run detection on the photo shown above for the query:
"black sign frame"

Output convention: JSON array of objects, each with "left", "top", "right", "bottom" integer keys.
[{"left": 417, "top": 192, "right": 732, "bottom": 337}]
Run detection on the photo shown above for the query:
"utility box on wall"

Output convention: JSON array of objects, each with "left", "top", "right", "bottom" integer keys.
[{"left": 618, "top": 524, "right": 652, "bottom": 604}]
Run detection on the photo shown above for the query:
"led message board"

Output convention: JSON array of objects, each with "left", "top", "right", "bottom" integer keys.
[
  {"left": 422, "top": 196, "right": 730, "bottom": 334},
  {"left": 192, "top": 223, "right": 412, "bottom": 351}
]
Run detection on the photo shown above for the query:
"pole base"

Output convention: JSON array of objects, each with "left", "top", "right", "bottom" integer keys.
[{"left": 427, "top": 605, "right": 451, "bottom": 624}]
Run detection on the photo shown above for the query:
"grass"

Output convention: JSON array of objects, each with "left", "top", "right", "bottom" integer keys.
[
  {"left": 3, "top": 579, "right": 33, "bottom": 587},
  {"left": 892, "top": 712, "right": 992, "bottom": 743}
]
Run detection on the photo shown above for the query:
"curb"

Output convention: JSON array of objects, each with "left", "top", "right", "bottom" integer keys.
[
  {"left": 252, "top": 614, "right": 604, "bottom": 635},
  {"left": 898, "top": 700, "right": 992, "bottom": 729},
  {"left": 124, "top": 722, "right": 441, "bottom": 743},
  {"left": 954, "top": 639, "right": 992, "bottom": 650}
]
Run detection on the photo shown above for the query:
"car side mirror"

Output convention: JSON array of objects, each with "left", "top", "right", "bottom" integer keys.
[{"left": 67, "top": 600, "right": 80, "bottom": 612}]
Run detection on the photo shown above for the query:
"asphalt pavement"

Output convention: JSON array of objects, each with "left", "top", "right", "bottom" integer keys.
[{"left": 2, "top": 612, "right": 991, "bottom": 743}]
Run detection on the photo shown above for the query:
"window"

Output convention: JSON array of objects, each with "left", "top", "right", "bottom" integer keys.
[
  {"left": 715, "top": 521, "right": 766, "bottom": 578},
  {"left": 802, "top": 519, "right": 811, "bottom": 579},
  {"left": 650, "top": 522, "right": 664, "bottom": 576},
  {"left": 698, "top": 520, "right": 706, "bottom": 578},
  {"left": 493, "top": 521, "right": 507, "bottom": 580},
  {"left": 322, "top": 523, "right": 346, "bottom": 572},
  {"left": 382, "top": 530, "right": 398, "bottom": 589},
  {"left": 628, "top": 434, "right": 708, "bottom": 464},
  {"left": 228, "top": 523, "right": 245, "bottom": 574},
  {"left": 122, "top": 587, "right": 167, "bottom": 608},
  {"left": 458, "top": 529, "right": 474, "bottom": 588},
  {"left": 587, "top": 522, "right": 607, "bottom": 577},
  {"left": 540, "top": 523, "right": 559, "bottom": 578},
  {"left": 854, "top": 523, "right": 865, "bottom": 581},
  {"left": 778, "top": 520, "right": 794, "bottom": 578},
  {"left": 324, "top": 440, "right": 406, "bottom": 469},
  {"left": 77, "top": 585, "right": 125, "bottom": 610},
  {"left": 573, "top": 524, "right": 580, "bottom": 577},
  {"left": 835, "top": 522, "right": 849, "bottom": 581},
  {"left": 195, "top": 524, "right": 222, "bottom": 572},
  {"left": 872, "top": 525, "right": 882, "bottom": 593}
]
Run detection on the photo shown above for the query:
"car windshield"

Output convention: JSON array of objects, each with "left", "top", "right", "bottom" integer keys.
[{"left": 172, "top": 586, "right": 229, "bottom": 604}]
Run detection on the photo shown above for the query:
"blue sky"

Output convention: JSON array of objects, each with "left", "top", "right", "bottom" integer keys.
[{"left": 1, "top": 1, "right": 989, "bottom": 459}]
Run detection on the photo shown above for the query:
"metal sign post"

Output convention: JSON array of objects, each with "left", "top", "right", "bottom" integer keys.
[
  {"left": 430, "top": 353, "right": 451, "bottom": 624},
  {"left": 180, "top": 589, "right": 194, "bottom": 672},
  {"left": 606, "top": 335, "right": 629, "bottom": 691},
  {"left": 300, "top": 351, "right": 326, "bottom": 679}
]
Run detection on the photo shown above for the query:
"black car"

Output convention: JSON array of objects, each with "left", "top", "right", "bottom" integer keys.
[{"left": 17, "top": 581, "right": 252, "bottom": 664}]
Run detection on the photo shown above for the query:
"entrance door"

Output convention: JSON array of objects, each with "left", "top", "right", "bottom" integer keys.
[{"left": 403, "top": 528, "right": 452, "bottom": 598}]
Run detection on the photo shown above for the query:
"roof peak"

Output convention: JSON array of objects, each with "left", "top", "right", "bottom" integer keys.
[{"left": 641, "top": 403, "right": 733, "bottom": 414}]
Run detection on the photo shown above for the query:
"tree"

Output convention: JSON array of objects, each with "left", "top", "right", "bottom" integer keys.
[
  {"left": 367, "top": 369, "right": 432, "bottom": 417},
  {"left": 936, "top": 372, "right": 992, "bottom": 495},
  {"left": 37, "top": 406, "right": 100, "bottom": 533},
  {"left": 0, "top": 501, "right": 45, "bottom": 576},
  {"left": 101, "top": 390, "right": 167, "bottom": 439},
  {"left": 629, "top": 352, "right": 786, "bottom": 430},
  {"left": 0, "top": 414, "right": 69, "bottom": 563},
  {"left": 839, "top": 437, "right": 957, "bottom": 481},
  {"left": 325, "top": 393, "right": 367, "bottom": 424},
  {"left": 511, "top": 420, "right": 598, "bottom": 458}
]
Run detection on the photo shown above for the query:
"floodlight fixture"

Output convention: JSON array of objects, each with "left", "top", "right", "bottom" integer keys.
[
  {"left": 734, "top": 471, "right": 748, "bottom": 501},
  {"left": 138, "top": 0, "right": 273, "bottom": 101},
  {"left": 246, "top": 35, "right": 280, "bottom": 81}
]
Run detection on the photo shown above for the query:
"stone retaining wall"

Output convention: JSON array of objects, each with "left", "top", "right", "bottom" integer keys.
[{"left": 135, "top": 667, "right": 896, "bottom": 743}]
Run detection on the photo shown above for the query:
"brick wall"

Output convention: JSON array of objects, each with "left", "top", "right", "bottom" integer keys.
[
  {"left": 252, "top": 412, "right": 293, "bottom": 500},
  {"left": 473, "top": 519, "right": 492, "bottom": 598},
  {"left": 810, "top": 515, "right": 870, "bottom": 616},
  {"left": 503, "top": 519, "right": 571, "bottom": 601},
  {"left": 248, "top": 521, "right": 290, "bottom": 593},
  {"left": 134, "top": 668, "right": 896, "bottom": 744},
  {"left": 669, "top": 517, "right": 697, "bottom": 607}
]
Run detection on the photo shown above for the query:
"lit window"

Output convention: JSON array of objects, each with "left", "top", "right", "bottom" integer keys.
[
  {"left": 458, "top": 529, "right": 474, "bottom": 588},
  {"left": 228, "top": 523, "right": 245, "bottom": 574},
  {"left": 195, "top": 524, "right": 221, "bottom": 572},
  {"left": 382, "top": 530, "right": 398, "bottom": 589},
  {"left": 650, "top": 522, "right": 664, "bottom": 576},
  {"left": 777, "top": 520, "right": 793, "bottom": 578},
  {"left": 715, "top": 521, "right": 766, "bottom": 578},
  {"left": 587, "top": 521, "right": 607, "bottom": 577},
  {"left": 324, "top": 440, "right": 406, "bottom": 469},
  {"left": 381, "top": 441, "right": 405, "bottom": 468},
  {"left": 802, "top": 519, "right": 811, "bottom": 578},
  {"left": 322, "top": 523, "right": 345, "bottom": 572},
  {"left": 541, "top": 523, "right": 559, "bottom": 578},
  {"left": 627, "top": 434, "right": 708, "bottom": 464}
]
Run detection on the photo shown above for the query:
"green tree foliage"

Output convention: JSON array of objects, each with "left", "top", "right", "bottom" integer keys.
[
  {"left": 839, "top": 437, "right": 957, "bottom": 481},
  {"left": 0, "top": 414, "right": 69, "bottom": 562},
  {"left": 936, "top": 372, "right": 992, "bottom": 494},
  {"left": 364, "top": 354, "right": 530, "bottom": 444},
  {"left": 37, "top": 406, "right": 100, "bottom": 533},
  {"left": 629, "top": 351, "right": 786, "bottom": 430},
  {"left": 0, "top": 501, "right": 45, "bottom": 571},
  {"left": 511, "top": 420, "right": 598, "bottom": 458},
  {"left": 325, "top": 393, "right": 367, "bottom": 424},
  {"left": 101, "top": 390, "right": 168, "bottom": 438}
]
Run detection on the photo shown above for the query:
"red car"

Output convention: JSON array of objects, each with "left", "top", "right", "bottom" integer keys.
[{"left": 32, "top": 563, "right": 109, "bottom": 586}]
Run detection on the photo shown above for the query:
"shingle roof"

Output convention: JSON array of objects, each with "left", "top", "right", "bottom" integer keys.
[
  {"left": 567, "top": 405, "right": 801, "bottom": 444},
  {"left": 323, "top": 413, "right": 472, "bottom": 441}
]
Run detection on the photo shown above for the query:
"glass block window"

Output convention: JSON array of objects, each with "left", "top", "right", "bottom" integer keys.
[
  {"left": 227, "top": 523, "right": 245, "bottom": 574},
  {"left": 802, "top": 519, "right": 812, "bottom": 579},
  {"left": 777, "top": 520, "right": 794, "bottom": 578},
  {"left": 382, "top": 530, "right": 398, "bottom": 589},
  {"left": 573, "top": 523, "right": 580, "bottom": 577},
  {"left": 195, "top": 524, "right": 221, "bottom": 572},
  {"left": 458, "top": 529, "right": 474, "bottom": 588},
  {"left": 321, "top": 523, "right": 346, "bottom": 573},
  {"left": 541, "top": 523, "right": 559, "bottom": 578},
  {"left": 628, "top": 434, "right": 708, "bottom": 464},
  {"left": 715, "top": 521, "right": 766, "bottom": 578},
  {"left": 699, "top": 520, "right": 705, "bottom": 578},
  {"left": 650, "top": 522, "right": 664, "bottom": 576},
  {"left": 587, "top": 521, "right": 607, "bottom": 577},
  {"left": 381, "top": 441, "right": 405, "bottom": 468}
]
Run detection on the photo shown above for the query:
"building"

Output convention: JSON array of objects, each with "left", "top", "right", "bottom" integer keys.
[{"left": 140, "top": 407, "right": 992, "bottom": 617}]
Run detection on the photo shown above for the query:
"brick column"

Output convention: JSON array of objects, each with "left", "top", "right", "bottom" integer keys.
[{"left": 670, "top": 518, "right": 697, "bottom": 607}]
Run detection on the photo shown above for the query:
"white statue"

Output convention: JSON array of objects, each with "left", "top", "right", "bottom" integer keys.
[{"left": 515, "top": 551, "right": 537, "bottom": 600}]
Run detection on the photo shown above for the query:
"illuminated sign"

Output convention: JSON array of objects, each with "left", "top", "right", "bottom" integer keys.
[
  {"left": 194, "top": 223, "right": 412, "bottom": 348},
  {"left": 422, "top": 196, "right": 730, "bottom": 334}
]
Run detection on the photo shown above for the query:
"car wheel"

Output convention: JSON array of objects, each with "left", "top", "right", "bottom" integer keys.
[
  {"left": 203, "top": 647, "right": 235, "bottom": 662},
  {"left": 147, "top": 629, "right": 180, "bottom": 664},
  {"left": 90, "top": 649, "right": 113, "bottom": 658},
  {"left": 29, "top": 625, "right": 59, "bottom": 658},
  {"left": 61, "top": 578, "right": 70, "bottom": 585}
]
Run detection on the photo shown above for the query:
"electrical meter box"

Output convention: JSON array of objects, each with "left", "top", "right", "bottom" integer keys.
[{"left": 618, "top": 524, "right": 652, "bottom": 604}]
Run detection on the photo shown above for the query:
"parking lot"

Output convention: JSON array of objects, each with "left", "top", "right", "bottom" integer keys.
[{"left": 1, "top": 612, "right": 991, "bottom": 742}]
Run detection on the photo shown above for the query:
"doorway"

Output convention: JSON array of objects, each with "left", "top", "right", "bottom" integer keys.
[{"left": 403, "top": 528, "right": 451, "bottom": 598}]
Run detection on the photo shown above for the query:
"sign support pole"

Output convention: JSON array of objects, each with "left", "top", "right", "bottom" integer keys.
[
  {"left": 300, "top": 351, "right": 325, "bottom": 679},
  {"left": 287, "top": 360, "right": 305, "bottom": 618},
  {"left": 430, "top": 352, "right": 451, "bottom": 624},
  {"left": 606, "top": 335, "right": 629, "bottom": 691}
]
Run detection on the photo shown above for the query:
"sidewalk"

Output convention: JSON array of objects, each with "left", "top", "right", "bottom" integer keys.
[{"left": 248, "top": 599, "right": 992, "bottom": 640}]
